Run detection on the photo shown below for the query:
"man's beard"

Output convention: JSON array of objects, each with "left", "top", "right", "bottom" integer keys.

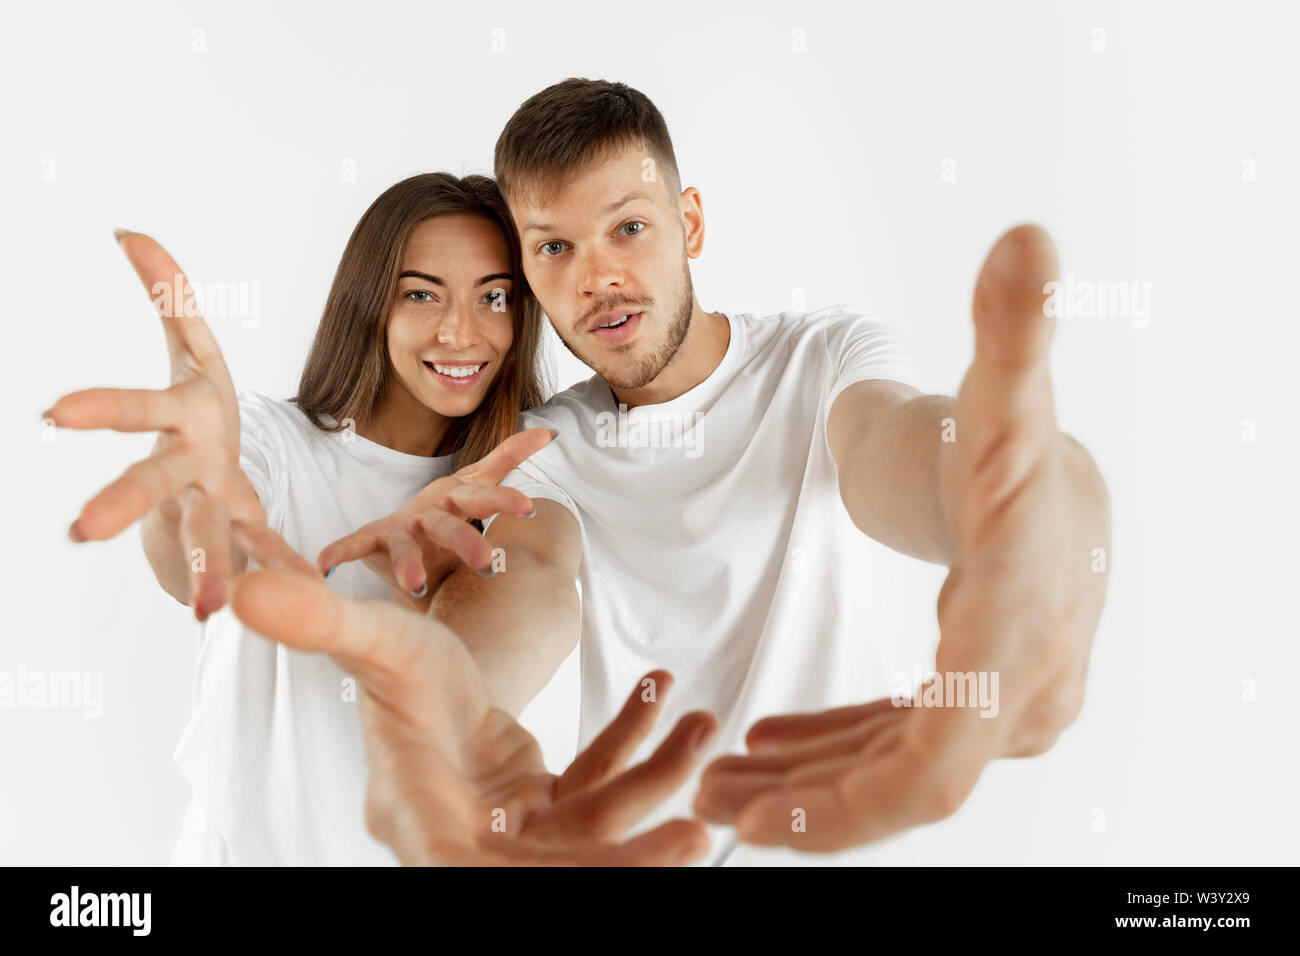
[{"left": 558, "top": 256, "right": 694, "bottom": 391}]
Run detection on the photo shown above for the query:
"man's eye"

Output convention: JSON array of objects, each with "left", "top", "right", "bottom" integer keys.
[
  {"left": 540, "top": 242, "right": 565, "bottom": 256},
  {"left": 404, "top": 290, "right": 434, "bottom": 302}
]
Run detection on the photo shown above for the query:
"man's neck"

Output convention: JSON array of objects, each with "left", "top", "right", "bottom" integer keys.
[{"left": 611, "top": 303, "right": 730, "bottom": 409}]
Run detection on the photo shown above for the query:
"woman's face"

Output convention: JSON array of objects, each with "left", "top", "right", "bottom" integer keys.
[{"left": 385, "top": 213, "right": 516, "bottom": 420}]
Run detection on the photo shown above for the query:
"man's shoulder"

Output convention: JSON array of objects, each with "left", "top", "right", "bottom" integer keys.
[
  {"left": 740, "top": 304, "right": 887, "bottom": 360},
  {"left": 519, "top": 375, "right": 609, "bottom": 429},
  {"left": 760, "top": 303, "right": 880, "bottom": 333}
]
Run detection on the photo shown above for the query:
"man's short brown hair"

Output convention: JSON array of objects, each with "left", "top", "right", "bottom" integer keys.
[{"left": 494, "top": 77, "right": 681, "bottom": 209}]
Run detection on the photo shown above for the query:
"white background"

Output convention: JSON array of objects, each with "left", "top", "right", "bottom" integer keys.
[{"left": 2, "top": 0, "right": 1296, "bottom": 864}]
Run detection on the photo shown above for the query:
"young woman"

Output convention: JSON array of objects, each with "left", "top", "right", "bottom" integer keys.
[{"left": 47, "top": 172, "right": 553, "bottom": 865}]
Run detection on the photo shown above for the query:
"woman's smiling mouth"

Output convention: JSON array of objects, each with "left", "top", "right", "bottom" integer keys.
[{"left": 423, "top": 360, "right": 488, "bottom": 388}]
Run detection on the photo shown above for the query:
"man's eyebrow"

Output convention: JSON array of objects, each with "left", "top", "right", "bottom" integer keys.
[
  {"left": 397, "top": 271, "right": 513, "bottom": 286},
  {"left": 521, "top": 189, "right": 655, "bottom": 236}
]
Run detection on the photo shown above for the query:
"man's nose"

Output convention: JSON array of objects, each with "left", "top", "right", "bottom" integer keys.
[{"left": 578, "top": 247, "right": 624, "bottom": 299}]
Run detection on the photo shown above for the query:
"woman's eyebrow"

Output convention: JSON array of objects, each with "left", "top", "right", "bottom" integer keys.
[{"left": 398, "top": 270, "right": 513, "bottom": 286}]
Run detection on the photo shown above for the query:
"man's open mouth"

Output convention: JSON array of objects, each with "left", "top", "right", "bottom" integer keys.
[{"left": 589, "top": 312, "right": 643, "bottom": 344}]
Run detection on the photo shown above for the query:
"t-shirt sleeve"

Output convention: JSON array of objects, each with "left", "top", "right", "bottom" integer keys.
[
  {"left": 823, "top": 311, "right": 918, "bottom": 408},
  {"left": 235, "top": 391, "right": 289, "bottom": 526},
  {"left": 486, "top": 458, "right": 582, "bottom": 536}
]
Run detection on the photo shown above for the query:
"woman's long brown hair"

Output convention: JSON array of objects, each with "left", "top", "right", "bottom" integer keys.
[{"left": 291, "top": 173, "right": 547, "bottom": 465}]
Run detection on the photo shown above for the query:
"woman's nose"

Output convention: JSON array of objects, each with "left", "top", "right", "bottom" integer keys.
[{"left": 435, "top": 305, "right": 479, "bottom": 350}]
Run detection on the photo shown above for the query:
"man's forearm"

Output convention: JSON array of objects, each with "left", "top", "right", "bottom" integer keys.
[
  {"left": 432, "top": 563, "right": 579, "bottom": 718},
  {"left": 429, "top": 505, "right": 582, "bottom": 718},
  {"left": 832, "top": 382, "right": 958, "bottom": 565}
]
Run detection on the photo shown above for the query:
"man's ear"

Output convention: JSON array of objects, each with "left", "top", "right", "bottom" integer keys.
[{"left": 680, "top": 186, "right": 706, "bottom": 259}]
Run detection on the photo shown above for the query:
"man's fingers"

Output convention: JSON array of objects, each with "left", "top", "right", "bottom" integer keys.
[
  {"left": 230, "top": 520, "right": 316, "bottom": 578},
  {"left": 543, "top": 710, "right": 718, "bottom": 841},
  {"left": 556, "top": 670, "right": 673, "bottom": 798},
  {"left": 178, "top": 489, "right": 233, "bottom": 622},
  {"left": 492, "top": 818, "right": 711, "bottom": 867},
  {"left": 710, "top": 708, "right": 903, "bottom": 778},
  {"left": 732, "top": 733, "right": 982, "bottom": 852},
  {"left": 693, "top": 768, "right": 786, "bottom": 824},
  {"left": 70, "top": 446, "right": 199, "bottom": 541},
  {"left": 453, "top": 427, "right": 556, "bottom": 486},
  {"left": 702, "top": 717, "right": 904, "bottom": 822},
  {"left": 44, "top": 387, "right": 185, "bottom": 433},
  {"left": 744, "top": 697, "right": 901, "bottom": 752},
  {"left": 231, "top": 569, "right": 477, "bottom": 704}
]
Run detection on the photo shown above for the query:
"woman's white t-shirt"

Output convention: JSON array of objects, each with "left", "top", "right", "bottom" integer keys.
[{"left": 169, "top": 391, "right": 457, "bottom": 866}]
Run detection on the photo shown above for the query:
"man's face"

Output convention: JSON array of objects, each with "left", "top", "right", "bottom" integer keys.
[{"left": 512, "top": 142, "right": 697, "bottom": 390}]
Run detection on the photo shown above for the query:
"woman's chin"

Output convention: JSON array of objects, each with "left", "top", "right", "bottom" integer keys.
[{"left": 422, "top": 386, "right": 487, "bottom": 418}]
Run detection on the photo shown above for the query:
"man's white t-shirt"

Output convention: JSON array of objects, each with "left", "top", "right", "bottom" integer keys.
[
  {"left": 170, "top": 392, "right": 458, "bottom": 866},
  {"left": 495, "top": 307, "right": 939, "bottom": 866}
]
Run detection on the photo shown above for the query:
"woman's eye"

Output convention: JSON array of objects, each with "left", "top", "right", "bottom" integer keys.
[
  {"left": 404, "top": 289, "right": 434, "bottom": 302},
  {"left": 483, "top": 289, "right": 511, "bottom": 306},
  {"left": 540, "top": 242, "right": 565, "bottom": 257},
  {"left": 621, "top": 221, "right": 645, "bottom": 236}
]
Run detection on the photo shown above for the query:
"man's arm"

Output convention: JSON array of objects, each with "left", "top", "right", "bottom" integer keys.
[
  {"left": 827, "top": 379, "right": 1105, "bottom": 570},
  {"left": 697, "top": 225, "right": 1114, "bottom": 851},
  {"left": 827, "top": 381, "right": 956, "bottom": 565},
  {"left": 429, "top": 499, "right": 582, "bottom": 718}
]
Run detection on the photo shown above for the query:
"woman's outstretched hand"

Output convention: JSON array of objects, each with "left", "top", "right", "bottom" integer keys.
[
  {"left": 44, "top": 231, "right": 263, "bottom": 619},
  {"left": 316, "top": 427, "right": 555, "bottom": 612},
  {"left": 231, "top": 551, "right": 717, "bottom": 866}
]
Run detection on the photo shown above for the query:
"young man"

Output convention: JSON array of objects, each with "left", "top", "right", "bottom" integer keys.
[
  {"left": 324, "top": 78, "right": 1111, "bottom": 864},
  {"left": 76, "top": 77, "right": 1109, "bottom": 866}
]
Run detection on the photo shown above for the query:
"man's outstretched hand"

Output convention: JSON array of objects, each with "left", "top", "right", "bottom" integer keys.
[
  {"left": 695, "top": 225, "right": 1112, "bottom": 851},
  {"left": 230, "top": 555, "right": 718, "bottom": 865}
]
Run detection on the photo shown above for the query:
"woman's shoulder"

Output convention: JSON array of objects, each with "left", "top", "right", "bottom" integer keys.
[{"left": 236, "top": 390, "right": 325, "bottom": 449}]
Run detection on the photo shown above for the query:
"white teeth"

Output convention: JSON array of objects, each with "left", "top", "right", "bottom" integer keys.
[
  {"left": 598, "top": 314, "right": 632, "bottom": 329},
  {"left": 430, "top": 362, "right": 484, "bottom": 378}
]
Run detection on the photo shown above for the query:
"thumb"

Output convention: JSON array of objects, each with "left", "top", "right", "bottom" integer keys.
[
  {"left": 943, "top": 226, "right": 1061, "bottom": 539},
  {"left": 970, "top": 223, "right": 1058, "bottom": 377},
  {"left": 957, "top": 224, "right": 1061, "bottom": 432},
  {"left": 231, "top": 569, "right": 489, "bottom": 720}
]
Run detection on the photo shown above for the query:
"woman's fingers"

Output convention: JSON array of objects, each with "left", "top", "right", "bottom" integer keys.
[
  {"left": 316, "top": 530, "right": 384, "bottom": 576},
  {"left": 556, "top": 670, "right": 673, "bottom": 799},
  {"left": 542, "top": 709, "right": 718, "bottom": 841},
  {"left": 444, "top": 483, "right": 534, "bottom": 521},
  {"left": 44, "top": 387, "right": 185, "bottom": 433},
  {"left": 452, "top": 427, "right": 556, "bottom": 486},
  {"left": 414, "top": 510, "right": 493, "bottom": 573},
  {"left": 177, "top": 487, "right": 234, "bottom": 622},
  {"left": 70, "top": 445, "right": 199, "bottom": 542},
  {"left": 383, "top": 530, "right": 427, "bottom": 593},
  {"left": 117, "top": 231, "right": 229, "bottom": 380}
]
